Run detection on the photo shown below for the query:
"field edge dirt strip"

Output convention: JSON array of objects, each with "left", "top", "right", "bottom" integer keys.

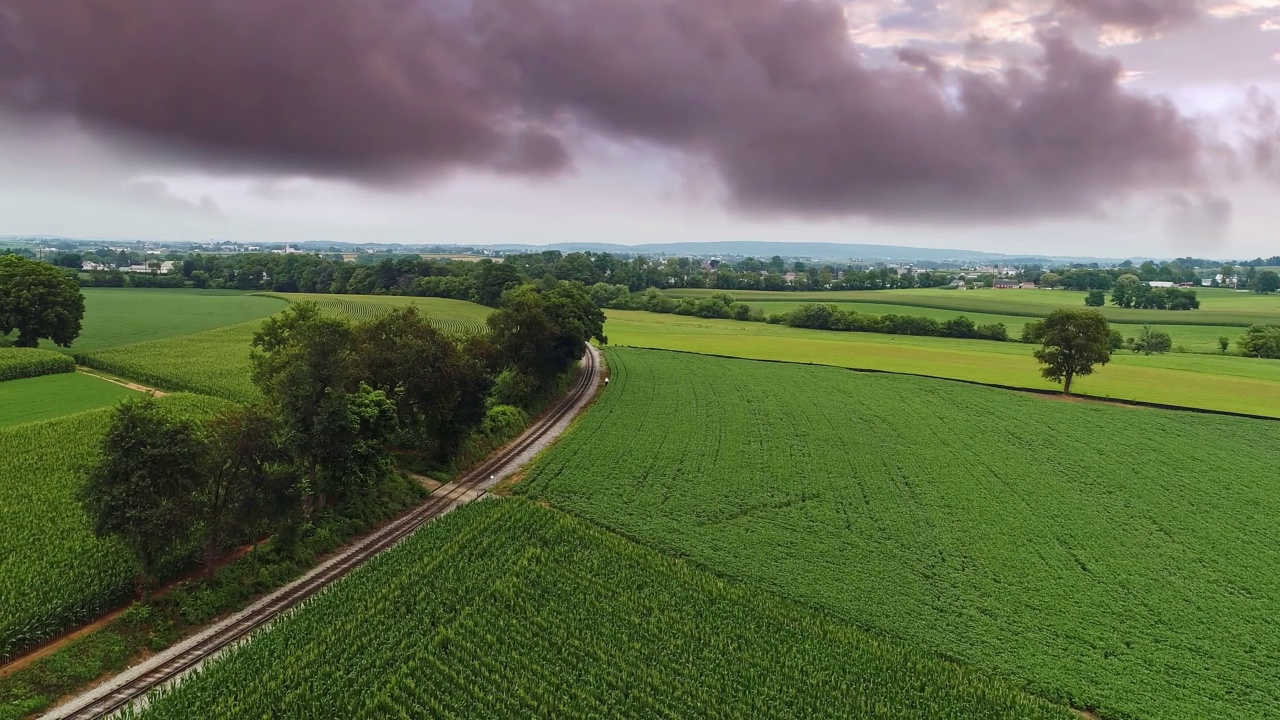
[{"left": 40, "top": 345, "right": 601, "bottom": 720}]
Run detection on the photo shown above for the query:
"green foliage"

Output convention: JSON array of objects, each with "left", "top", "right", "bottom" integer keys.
[
  {"left": 0, "top": 255, "right": 85, "bottom": 347},
  {"left": 525, "top": 348, "right": 1280, "bottom": 720},
  {"left": 0, "top": 394, "right": 228, "bottom": 661},
  {"left": 79, "top": 396, "right": 206, "bottom": 593},
  {"left": 1084, "top": 289, "right": 1105, "bottom": 307},
  {"left": 1130, "top": 325, "right": 1173, "bottom": 355},
  {"left": 1251, "top": 270, "right": 1280, "bottom": 294},
  {"left": 1218, "top": 336, "right": 1231, "bottom": 353},
  {"left": 488, "top": 282, "right": 605, "bottom": 384},
  {"left": 1025, "top": 309, "right": 1112, "bottom": 394},
  {"left": 1237, "top": 325, "right": 1280, "bottom": 359},
  {"left": 0, "top": 347, "right": 74, "bottom": 381},
  {"left": 126, "top": 500, "right": 1073, "bottom": 720}
]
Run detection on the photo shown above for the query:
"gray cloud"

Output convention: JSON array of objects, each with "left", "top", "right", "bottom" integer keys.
[
  {"left": 122, "top": 179, "right": 224, "bottom": 219},
  {"left": 1163, "top": 191, "right": 1232, "bottom": 242},
  {"left": 1057, "top": 0, "right": 1201, "bottom": 33},
  {"left": 0, "top": 0, "right": 1218, "bottom": 222}
]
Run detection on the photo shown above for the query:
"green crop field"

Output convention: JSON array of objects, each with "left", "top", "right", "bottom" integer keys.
[
  {"left": 267, "top": 293, "right": 492, "bottom": 334},
  {"left": 666, "top": 287, "right": 1280, "bottom": 327},
  {"left": 734, "top": 300, "right": 1243, "bottom": 354},
  {"left": 77, "top": 321, "right": 265, "bottom": 403},
  {"left": 59, "top": 289, "right": 286, "bottom": 354},
  {"left": 0, "top": 347, "right": 74, "bottom": 382},
  {"left": 0, "top": 373, "right": 138, "bottom": 427},
  {"left": 0, "top": 394, "right": 230, "bottom": 661},
  {"left": 605, "top": 310, "right": 1280, "bottom": 417},
  {"left": 127, "top": 499, "right": 1072, "bottom": 720},
  {"left": 524, "top": 348, "right": 1280, "bottom": 720}
]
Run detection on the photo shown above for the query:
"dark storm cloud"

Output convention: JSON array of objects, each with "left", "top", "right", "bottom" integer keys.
[
  {"left": 1057, "top": 0, "right": 1200, "bottom": 33},
  {"left": 0, "top": 0, "right": 1214, "bottom": 221}
]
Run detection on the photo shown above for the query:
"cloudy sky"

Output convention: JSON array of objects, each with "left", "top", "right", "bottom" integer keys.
[{"left": 1, "top": 0, "right": 1278, "bottom": 257}]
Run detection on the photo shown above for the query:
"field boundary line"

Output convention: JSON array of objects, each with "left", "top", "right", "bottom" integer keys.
[
  {"left": 40, "top": 345, "right": 601, "bottom": 720},
  {"left": 615, "top": 345, "right": 1280, "bottom": 422}
]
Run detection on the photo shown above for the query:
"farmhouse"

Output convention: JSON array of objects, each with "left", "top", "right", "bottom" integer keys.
[
  {"left": 994, "top": 280, "right": 1019, "bottom": 289},
  {"left": 1147, "top": 281, "right": 1175, "bottom": 288}
]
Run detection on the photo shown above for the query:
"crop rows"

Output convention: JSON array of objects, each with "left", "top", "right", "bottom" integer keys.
[
  {"left": 0, "top": 394, "right": 229, "bottom": 661},
  {"left": 127, "top": 499, "right": 1072, "bottom": 720},
  {"left": 523, "top": 347, "right": 1280, "bottom": 720},
  {"left": 76, "top": 322, "right": 263, "bottom": 403},
  {"left": 0, "top": 347, "right": 74, "bottom": 382}
]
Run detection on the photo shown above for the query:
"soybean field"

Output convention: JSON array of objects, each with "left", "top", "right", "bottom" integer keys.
[
  {"left": 126, "top": 499, "right": 1073, "bottom": 720},
  {"left": 524, "top": 348, "right": 1280, "bottom": 720},
  {"left": 0, "top": 394, "right": 229, "bottom": 661}
]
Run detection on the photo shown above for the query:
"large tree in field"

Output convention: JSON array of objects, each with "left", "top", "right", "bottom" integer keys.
[
  {"left": 1024, "top": 309, "right": 1113, "bottom": 395},
  {"left": 0, "top": 255, "right": 85, "bottom": 347},
  {"left": 79, "top": 395, "right": 203, "bottom": 595}
]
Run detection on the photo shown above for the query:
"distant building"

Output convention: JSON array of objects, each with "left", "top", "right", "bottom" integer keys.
[
  {"left": 994, "top": 280, "right": 1019, "bottom": 289},
  {"left": 81, "top": 261, "right": 107, "bottom": 271},
  {"left": 1147, "top": 281, "right": 1175, "bottom": 288},
  {"left": 783, "top": 272, "right": 797, "bottom": 283},
  {"left": 1019, "top": 282, "right": 1037, "bottom": 289}
]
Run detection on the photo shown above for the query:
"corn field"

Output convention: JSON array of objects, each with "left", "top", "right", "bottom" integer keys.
[
  {"left": 303, "top": 296, "right": 489, "bottom": 335},
  {"left": 0, "top": 394, "right": 229, "bottom": 661},
  {"left": 522, "top": 347, "right": 1280, "bottom": 720},
  {"left": 127, "top": 499, "right": 1072, "bottom": 720},
  {"left": 0, "top": 347, "right": 75, "bottom": 382}
]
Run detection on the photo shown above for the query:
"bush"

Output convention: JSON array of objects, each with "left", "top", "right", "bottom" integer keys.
[
  {"left": 481, "top": 404, "right": 529, "bottom": 439},
  {"left": 490, "top": 368, "right": 539, "bottom": 409}
]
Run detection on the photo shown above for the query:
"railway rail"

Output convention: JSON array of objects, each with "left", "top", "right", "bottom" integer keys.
[{"left": 42, "top": 345, "right": 601, "bottom": 720}]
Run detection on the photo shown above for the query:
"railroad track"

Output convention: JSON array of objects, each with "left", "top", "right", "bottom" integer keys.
[{"left": 44, "top": 345, "right": 601, "bottom": 720}]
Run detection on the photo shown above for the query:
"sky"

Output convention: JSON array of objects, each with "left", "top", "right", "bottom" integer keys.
[{"left": 0, "top": 0, "right": 1278, "bottom": 258}]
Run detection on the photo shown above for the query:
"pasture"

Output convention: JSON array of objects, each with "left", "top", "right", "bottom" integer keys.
[
  {"left": 127, "top": 499, "right": 1072, "bottom": 720},
  {"left": 604, "top": 310, "right": 1280, "bottom": 417},
  {"left": 0, "top": 373, "right": 137, "bottom": 427},
  {"left": 0, "top": 394, "right": 230, "bottom": 661},
  {"left": 666, "top": 286, "right": 1280, "bottom": 327},
  {"left": 524, "top": 348, "right": 1280, "bottom": 720},
  {"left": 60, "top": 289, "right": 285, "bottom": 354}
]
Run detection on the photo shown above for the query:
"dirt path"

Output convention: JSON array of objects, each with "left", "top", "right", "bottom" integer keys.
[{"left": 76, "top": 368, "right": 167, "bottom": 397}]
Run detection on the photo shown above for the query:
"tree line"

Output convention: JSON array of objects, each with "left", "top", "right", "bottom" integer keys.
[{"left": 79, "top": 280, "right": 604, "bottom": 593}]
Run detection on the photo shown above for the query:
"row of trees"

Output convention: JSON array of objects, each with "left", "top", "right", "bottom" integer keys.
[
  {"left": 80, "top": 281, "right": 604, "bottom": 592},
  {"left": 1082, "top": 276, "right": 1201, "bottom": 310}
]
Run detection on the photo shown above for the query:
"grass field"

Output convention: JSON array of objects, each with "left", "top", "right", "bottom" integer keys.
[
  {"left": 0, "top": 373, "right": 137, "bottom": 427},
  {"left": 0, "top": 394, "right": 230, "bottom": 661},
  {"left": 666, "top": 287, "right": 1280, "bottom": 327},
  {"left": 59, "top": 289, "right": 285, "bottom": 354},
  {"left": 605, "top": 310, "right": 1280, "bottom": 417},
  {"left": 734, "top": 300, "right": 1242, "bottom": 354},
  {"left": 127, "top": 499, "right": 1073, "bottom": 720},
  {"left": 524, "top": 348, "right": 1280, "bottom": 720},
  {"left": 0, "top": 348, "right": 74, "bottom": 382}
]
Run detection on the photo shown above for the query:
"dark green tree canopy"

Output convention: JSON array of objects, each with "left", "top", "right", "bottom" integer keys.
[
  {"left": 0, "top": 255, "right": 85, "bottom": 347},
  {"left": 1025, "top": 309, "right": 1113, "bottom": 395}
]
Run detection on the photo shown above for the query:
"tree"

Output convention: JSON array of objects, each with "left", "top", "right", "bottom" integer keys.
[
  {"left": 1218, "top": 336, "right": 1231, "bottom": 353},
  {"left": 0, "top": 255, "right": 85, "bottom": 347},
  {"left": 251, "top": 303, "right": 390, "bottom": 507},
  {"left": 1110, "top": 274, "right": 1142, "bottom": 308},
  {"left": 1039, "top": 272, "right": 1062, "bottom": 288},
  {"left": 1130, "top": 325, "right": 1172, "bottom": 355},
  {"left": 1237, "top": 325, "right": 1280, "bottom": 359},
  {"left": 1084, "top": 289, "right": 1105, "bottom": 307},
  {"left": 1025, "top": 309, "right": 1113, "bottom": 395},
  {"left": 79, "top": 395, "right": 204, "bottom": 595},
  {"left": 1252, "top": 270, "right": 1280, "bottom": 294},
  {"left": 487, "top": 282, "right": 606, "bottom": 387},
  {"left": 195, "top": 405, "right": 290, "bottom": 575}
]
